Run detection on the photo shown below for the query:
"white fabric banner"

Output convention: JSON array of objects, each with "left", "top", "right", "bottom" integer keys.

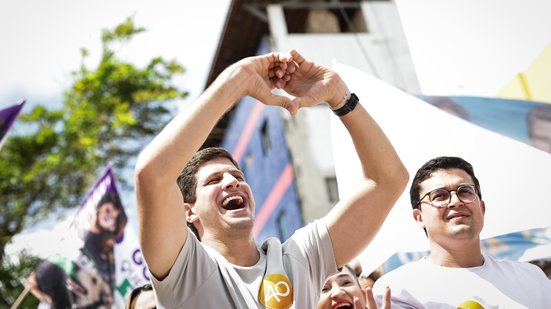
[{"left": 113, "top": 223, "right": 150, "bottom": 307}]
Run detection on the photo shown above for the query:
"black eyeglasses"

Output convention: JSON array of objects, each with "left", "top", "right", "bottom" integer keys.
[{"left": 417, "top": 184, "right": 478, "bottom": 208}]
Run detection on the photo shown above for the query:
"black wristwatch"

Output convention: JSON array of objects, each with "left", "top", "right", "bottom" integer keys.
[{"left": 332, "top": 93, "right": 359, "bottom": 117}]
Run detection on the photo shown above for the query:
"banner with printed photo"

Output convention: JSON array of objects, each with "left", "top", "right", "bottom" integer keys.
[
  {"left": 417, "top": 95, "right": 551, "bottom": 154},
  {"left": 70, "top": 166, "right": 151, "bottom": 307},
  {"left": 69, "top": 165, "right": 128, "bottom": 308},
  {"left": 28, "top": 165, "right": 149, "bottom": 308},
  {"left": 0, "top": 100, "right": 25, "bottom": 150}
]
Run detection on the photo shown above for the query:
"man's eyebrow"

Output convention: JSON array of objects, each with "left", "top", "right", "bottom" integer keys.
[
  {"left": 202, "top": 169, "right": 244, "bottom": 180},
  {"left": 224, "top": 168, "right": 244, "bottom": 177},
  {"left": 233, "top": 170, "right": 245, "bottom": 177}
]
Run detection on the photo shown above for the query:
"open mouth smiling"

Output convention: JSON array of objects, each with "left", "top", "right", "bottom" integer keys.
[
  {"left": 222, "top": 195, "right": 245, "bottom": 210},
  {"left": 332, "top": 301, "right": 353, "bottom": 309}
]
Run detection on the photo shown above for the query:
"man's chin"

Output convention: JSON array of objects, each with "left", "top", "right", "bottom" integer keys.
[
  {"left": 232, "top": 218, "right": 255, "bottom": 228},
  {"left": 448, "top": 225, "right": 477, "bottom": 238},
  {"left": 222, "top": 214, "right": 254, "bottom": 226}
]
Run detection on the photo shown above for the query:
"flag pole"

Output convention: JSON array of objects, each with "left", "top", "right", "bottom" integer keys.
[{"left": 10, "top": 284, "right": 31, "bottom": 309}]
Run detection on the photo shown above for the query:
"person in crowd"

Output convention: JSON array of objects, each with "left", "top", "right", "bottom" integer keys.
[
  {"left": 125, "top": 283, "right": 156, "bottom": 309},
  {"left": 346, "top": 259, "right": 383, "bottom": 291},
  {"left": 318, "top": 265, "right": 390, "bottom": 309},
  {"left": 135, "top": 49, "right": 408, "bottom": 308},
  {"left": 526, "top": 104, "right": 551, "bottom": 153},
  {"left": 372, "top": 156, "right": 551, "bottom": 308},
  {"left": 27, "top": 261, "right": 71, "bottom": 309},
  {"left": 358, "top": 267, "right": 384, "bottom": 291}
]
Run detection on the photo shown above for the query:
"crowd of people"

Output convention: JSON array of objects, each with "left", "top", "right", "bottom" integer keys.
[
  {"left": 129, "top": 49, "right": 551, "bottom": 308},
  {"left": 29, "top": 48, "right": 550, "bottom": 308}
]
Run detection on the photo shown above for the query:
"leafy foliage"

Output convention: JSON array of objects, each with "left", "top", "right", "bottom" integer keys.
[
  {"left": 0, "top": 250, "right": 41, "bottom": 308},
  {"left": 0, "top": 17, "right": 187, "bottom": 304}
]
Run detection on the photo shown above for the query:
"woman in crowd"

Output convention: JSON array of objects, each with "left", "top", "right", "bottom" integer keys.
[{"left": 318, "top": 265, "right": 390, "bottom": 309}]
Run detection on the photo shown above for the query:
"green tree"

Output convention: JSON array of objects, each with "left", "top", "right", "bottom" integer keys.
[
  {"left": 0, "top": 17, "right": 187, "bottom": 305},
  {"left": 0, "top": 250, "right": 41, "bottom": 308}
]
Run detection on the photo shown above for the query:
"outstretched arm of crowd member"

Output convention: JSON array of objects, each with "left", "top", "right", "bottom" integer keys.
[
  {"left": 135, "top": 51, "right": 299, "bottom": 279},
  {"left": 278, "top": 50, "right": 409, "bottom": 267}
]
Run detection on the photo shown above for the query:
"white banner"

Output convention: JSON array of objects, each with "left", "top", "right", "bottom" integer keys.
[{"left": 113, "top": 223, "right": 150, "bottom": 307}]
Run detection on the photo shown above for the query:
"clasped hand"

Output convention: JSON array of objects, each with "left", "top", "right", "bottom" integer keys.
[{"left": 237, "top": 49, "right": 349, "bottom": 115}]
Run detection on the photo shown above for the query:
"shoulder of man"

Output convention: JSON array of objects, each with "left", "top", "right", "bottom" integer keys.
[{"left": 485, "top": 255, "right": 549, "bottom": 279}]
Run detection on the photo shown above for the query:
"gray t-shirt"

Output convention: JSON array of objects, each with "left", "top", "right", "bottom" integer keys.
[{"left": 150, "top": 219, "right": 337, "bottom": 308}]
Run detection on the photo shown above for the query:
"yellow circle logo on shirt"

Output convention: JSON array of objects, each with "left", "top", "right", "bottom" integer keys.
[
  {"left": 259, "top": 274, "right": 293, "bottom": 309},
  {"left": 458, "top": 300, "right": 485, "bottom": 309}
]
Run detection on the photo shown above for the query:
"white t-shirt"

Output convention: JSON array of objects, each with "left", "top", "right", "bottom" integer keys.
[
  {"left": 372, "top": 254, "right": 551, "bottom": 308},
  {"left": 150, "top": 219, "right": 337, "bottom": 308}
]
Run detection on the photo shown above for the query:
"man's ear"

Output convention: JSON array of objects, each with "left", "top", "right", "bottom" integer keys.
[
  {"left": 480, "top": 200, "right": 486, "bottom": 215},
  {"left": 413, "top": 209, "right": 425, "bottom": 228},
  {"left": 184, "top": 203, "right": 198, "bottom": 224}
]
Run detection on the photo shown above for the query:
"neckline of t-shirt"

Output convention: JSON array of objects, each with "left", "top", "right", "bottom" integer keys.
[
  {"left": 422, "top": 254, "right": 487, "bottom": 270},
  {"left": 231, "top": 248, "right": 266, "bottom": 270}
]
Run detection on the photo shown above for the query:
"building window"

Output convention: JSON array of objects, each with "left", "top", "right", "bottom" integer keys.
[
  {"left": 325, "top": 176, "right": 339, "bottom": 203},
  {"left": 284, "top": 5, "right": 368, "bottom": 34},
  {"left": 242, "top": 152, "right": 254, "bottom": 179},
  {"left": 260, "top": 119, "right": 272, "bottom": 155}
]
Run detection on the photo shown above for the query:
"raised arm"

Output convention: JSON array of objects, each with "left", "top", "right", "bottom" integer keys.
[
  {"left": 282, "top": 50, "right": 409, "bottom": 267},
  {"left": 134, "top": 52, "right": 297, "bottom": 279},
  {"left": 326, "top": 93, "right": 408, "bottom": 267}
]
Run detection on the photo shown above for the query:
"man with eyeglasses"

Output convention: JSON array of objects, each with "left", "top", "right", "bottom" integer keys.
[{"left": 372, "top": 156, "right": 551, "bottom": 308}]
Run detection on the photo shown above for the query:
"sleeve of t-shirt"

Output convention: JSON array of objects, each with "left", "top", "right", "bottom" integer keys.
[
  {"left": 285, "top": 219, "right": 338, "bottom": 290},
  {"left": 516, "top": 261, "right": 551, "bottom": 305},
  {"left": 149, "top": 230, "right": 219, "bottom": 308}
]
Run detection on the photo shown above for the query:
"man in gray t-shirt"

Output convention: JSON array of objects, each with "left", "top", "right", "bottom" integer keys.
[{"left": 135, "top": 49, "right": 408, "bottom": 308}]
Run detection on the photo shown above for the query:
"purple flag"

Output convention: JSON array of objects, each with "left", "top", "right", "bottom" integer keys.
[
  {"left": 68, "top": 165, "right": 128, "bottom": 307},
  {"left": 0, "top": 100, "right": 25, "bottom": 150}
]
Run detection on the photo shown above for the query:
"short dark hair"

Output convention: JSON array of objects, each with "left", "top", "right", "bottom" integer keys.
[
  {"left": 410, "top": 156, "right": 482, "bottom": 210},
  {"left": 176, "top": 147, "right": 240, "bottom": 238},
  {"left": 125, "top": 283, "right": 154, "bottom": 309},
  {"left": 342, "top": 264, "right": 361, "bottom": 287}
]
